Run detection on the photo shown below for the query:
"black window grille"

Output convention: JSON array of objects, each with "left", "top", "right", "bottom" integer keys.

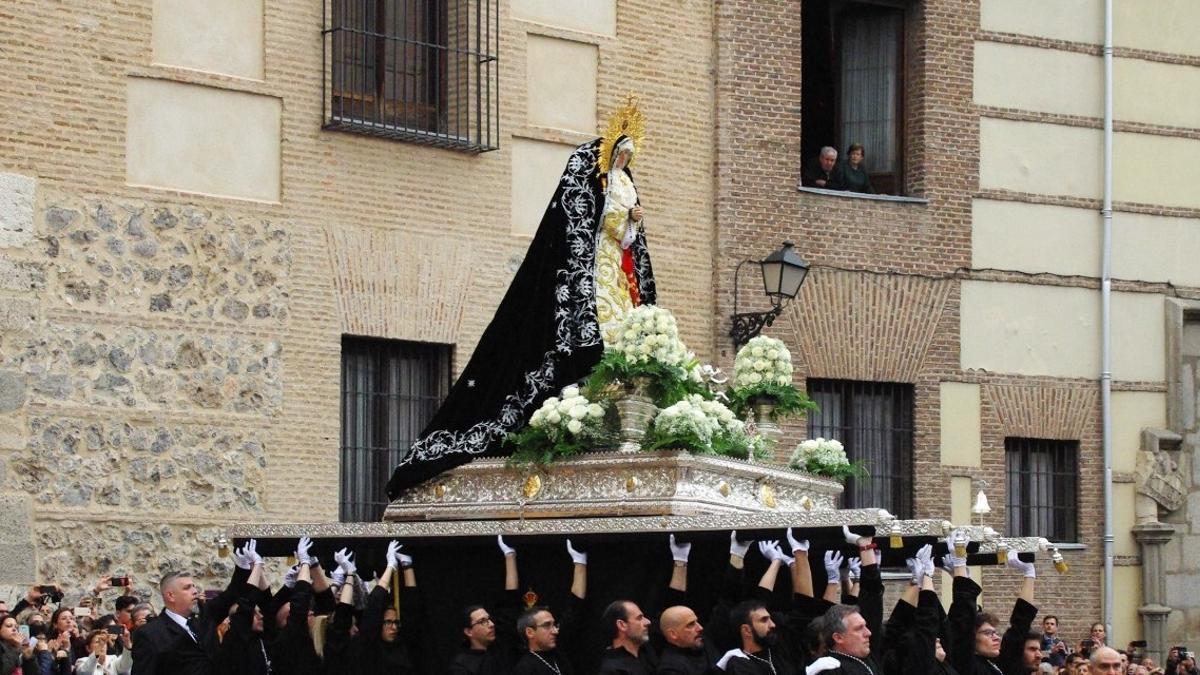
[
  {"left": 1005, "top": 438, "right": 1078, "bottom": 542},
  {"left": 340, "top": 336, "right": 452, "bottom": 522},
  {"left": 806, "top": 379, "right": 914, "bottom": 518},
  {"left": 323, "top": 0, "right": 499, "bottom": 152}
]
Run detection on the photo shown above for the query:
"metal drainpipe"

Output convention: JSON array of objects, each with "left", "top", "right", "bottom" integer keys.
[{"left": 1102, "top": 0, "right": 1115, "bottom": 639}]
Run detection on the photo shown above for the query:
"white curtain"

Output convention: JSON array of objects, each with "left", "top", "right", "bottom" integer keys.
[{"left": 838, "top": 9, "right": 901, "bottom": 174}]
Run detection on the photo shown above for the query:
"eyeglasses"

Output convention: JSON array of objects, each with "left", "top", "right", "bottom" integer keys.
[
  {"left": 382, "top": 619, "right": 401, "bottom": 626},
  {"left": 470, "top": 617, "right": 494, "bottom": 627},
  {"left": 535, "top": 621, "right": 559, "bottom": 630},
  {"left": 977, "top": 629, "right": 1000, "bottom": 637}
]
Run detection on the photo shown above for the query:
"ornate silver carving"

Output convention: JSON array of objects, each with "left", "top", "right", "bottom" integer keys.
[{"left": 382, "top": 451, "right": 843, "bottom": 521}]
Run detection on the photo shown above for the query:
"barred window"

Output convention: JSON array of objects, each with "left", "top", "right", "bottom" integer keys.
[
  {"left": 807, "top": 379, "right": 914, "bottom": 518},
  {"left": 324, "top": 0, "right": 499, "bottom": 152},
  {"left": 1005, "top": 438, "right": 1078, "bottom": 542},
  {"left": 340, "top": 336, "right": 452, "bottom": 522}
]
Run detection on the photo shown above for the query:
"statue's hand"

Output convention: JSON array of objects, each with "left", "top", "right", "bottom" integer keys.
[{"left": 631, "top": 205, "right": 644, "bottom": 222}]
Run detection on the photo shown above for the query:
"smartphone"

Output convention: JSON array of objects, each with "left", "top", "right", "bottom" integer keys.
[
  {"left": 1083, "top": 639, "right": 1096, "bottom": 648},
  {"left": 203, "top": 589, "right": 221, "bottom": 601},
  {"left": 106, "top": 625, "right": 125, "bottom": 636},
  {"left": 73, "top": 606, "right": 91, "bottom": 618},
  {"left": 36, "top": 585, "right": 56, "bottom": 594},
  {"left": 18, "top": 625, "right": 29, "bottom": 640},
  {"left": 111, "top": 576, "right": 130, "bottom": 587}
]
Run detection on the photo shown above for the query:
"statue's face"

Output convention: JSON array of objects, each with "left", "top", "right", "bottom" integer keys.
[{"left": 613, "top": 149, "right": 631, "bottom": 171}]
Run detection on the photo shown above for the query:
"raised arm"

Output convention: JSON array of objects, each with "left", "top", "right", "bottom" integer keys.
[{"left": 786, "top": 528, "right": 814, "bottom": 598}]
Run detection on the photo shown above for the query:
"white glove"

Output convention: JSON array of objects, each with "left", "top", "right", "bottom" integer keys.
[
  {"left": 295, "top": 536, "right": 315, "bottom": 566},
  {"left": 758, "top": 540, "right": 785, "bottom": 564},
  {"left": 246, "top": 539, "right": 263, "bottom": 567},
  {"left": 786, "top": 527, "right": 810, "bottom": 555},
  {"left": 843, "top": 525, "right": 867, "bottom": 546},
  {"left": 330, "top": 568, "right": 346, "bottom": 588},
  {"left": 730, "top": 531, "right": 753, "bottom": 559},
  {"left": 916, "top": 544, "right": 935, "bottom": 580},
  {"left": 283, "top": 564, "right": 299, "bottom": 588},
  {"left": 334, "top": 548, "right": 356, "bottom": 576},
  {"left": 807, "top": 656, "right": 841, "bottom": 675},
  {"left": 906, "top": 557, "right": 922, "bottom": 585},
  {"left": 848, "top": 557, "right": 862, "bottom": 582},
  {"left": 780, "top": 553, "right": 796, "bottom": 568},
  {"left": 717, "top": 648, "right": 748, "bottom": 670},
  {"left": 385, "top": 540, "right": 403, "bottom": 570},
  {"left": 823, "top": 550, "right": 844, "bottom": 584},
  {"left": 669, "top": 534, "right": 691, "bottom": 564},
  {"left": 1007, "top": 554, "right": 1036, "bottom": 578},
  {"left": 566, "top": 539, "right": 588, "bottom": 565},
  {"left": 232, "top": 546, "right": 252, "bottom": 571},
  {"left": 497, "top": 535, "right": 515, "bottom": 557},
  {"left": 945, "top": 529, "right": 969, "bottom": 569}
]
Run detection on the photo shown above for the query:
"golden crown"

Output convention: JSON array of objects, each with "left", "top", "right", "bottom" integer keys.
[{"left": 598, "top": 93, "right": 646, "bottom": 175}]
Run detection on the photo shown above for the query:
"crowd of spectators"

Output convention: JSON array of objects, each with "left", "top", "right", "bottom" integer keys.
[{"left": 0, "top": 529, "right": 1187, "bottom": 675}]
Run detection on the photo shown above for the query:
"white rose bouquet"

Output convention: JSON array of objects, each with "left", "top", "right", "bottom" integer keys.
[
  {"left": 726, "top": 335, "right": 816, "bottom": 421},
  {"left": 587, "top": 305, "right": 708, "bottom": 406},
  {"left": 789, "top": 437, "right": 865, "bottom": 481},
  {"left": 507, "top": 385, "right": 611, "bottom": 464},
  {"left": 644, "top": 394, "right": 766, "bottom": 460}
]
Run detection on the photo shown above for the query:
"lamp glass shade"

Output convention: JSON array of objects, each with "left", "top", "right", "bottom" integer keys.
[{"left": 759, "top": 241, "right": 809, "bottom": 300}]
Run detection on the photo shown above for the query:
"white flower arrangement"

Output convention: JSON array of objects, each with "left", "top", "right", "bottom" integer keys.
[
  {"left": 607, "top": 305, "right": 690, "bottom": 369},
  {"left": 528, "top": 385, "right": 606, "bottom": 437},
  {"left": 648, "top": 394, "right": 765, "bottom": 459},
  {"left": 727, "top": 335, "right": 814, "bottom": 421},
  {"left": 789, "top": 437, "right": 862, "bottom": 481},
  {"left": 510, "top": 384, "right": 610, "bottom": 464},
  {"left": 733, "top": 335, "right": 793, "bottom": 388}
]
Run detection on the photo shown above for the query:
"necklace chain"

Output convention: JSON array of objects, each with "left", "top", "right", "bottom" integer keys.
[
  {"left": 831, "top": 650, "right": 875, "bottom": 675},
  {"left": 746, "top": 648, "right": 777, "bottom": 675},
  {"left": 530, "top": 650, "right": 562, "bottom": 675}
]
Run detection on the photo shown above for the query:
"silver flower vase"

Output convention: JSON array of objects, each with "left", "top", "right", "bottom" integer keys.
[
  {"left": 615, "top": 375, "right": 657, "bottom": 453},
  {"left": 752, "top": 396, "right": 781, "bottom": 447}
]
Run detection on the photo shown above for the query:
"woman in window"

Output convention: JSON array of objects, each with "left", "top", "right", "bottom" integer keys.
[{"left": 832, "top": 143, "right": 875, "bottom": 194}]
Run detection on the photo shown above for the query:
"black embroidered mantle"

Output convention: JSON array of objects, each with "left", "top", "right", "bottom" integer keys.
[{"left": 386, "top": 139, "right": 656, "bottom": 498}]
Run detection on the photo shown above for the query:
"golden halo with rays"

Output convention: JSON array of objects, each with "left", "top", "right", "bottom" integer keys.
[{"left": 598, "top": 93, "right": 646, "bottom": 176}]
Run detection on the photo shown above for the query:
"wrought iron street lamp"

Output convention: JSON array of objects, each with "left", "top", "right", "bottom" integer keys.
[{"left": 729, "top": 240, "right": 810, "bottom": 348}]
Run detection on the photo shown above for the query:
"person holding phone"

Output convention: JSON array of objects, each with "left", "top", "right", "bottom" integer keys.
[
  {"left": 74, "top": 629, "right": 132, "bottom": 675},
  {"left": 0, "top": 615, "right": 38, "bottom": 675}
]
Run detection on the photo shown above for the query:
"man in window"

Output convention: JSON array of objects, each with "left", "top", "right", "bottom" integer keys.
[{"left": 803, "top": 147, "right": 839, "bottom": 189}]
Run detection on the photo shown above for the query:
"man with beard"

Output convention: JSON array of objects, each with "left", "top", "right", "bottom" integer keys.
[
  {"left": 656, "top": 606, "right": 718, "bottom": 675},
  {"left": 512, "top": 540, "right": 588, "bottom": 675},
  {"left": 597, "top": 600, "right": 654, "bottom": 674},
  {"left": 449, "top": 536, "right": 523, "bottom": 675},
  {"left": 717, "top": 600, "right": 797, "bottom": 675}
]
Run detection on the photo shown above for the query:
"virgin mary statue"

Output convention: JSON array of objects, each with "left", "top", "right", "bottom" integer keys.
[{"left": 386, "top": 97, "right": 655, "bottom": 497}]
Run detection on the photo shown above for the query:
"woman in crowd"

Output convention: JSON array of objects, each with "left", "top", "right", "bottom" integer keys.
[{"left": 73, "top": 629, "right": 131, "bottom": 675}]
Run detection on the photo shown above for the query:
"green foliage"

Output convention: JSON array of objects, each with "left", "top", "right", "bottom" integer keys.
[
  {"left": 726, "top": 383, "right": 818, "bottom": 421},
  {"left": 504, "top": 422, "right": 616, "bottom": 468},
  {"left": 584, "top": 350, "right": 710, "bottom": 407},
  {"left": 641, "top": 425, "right": 768, "bottom": 461}
]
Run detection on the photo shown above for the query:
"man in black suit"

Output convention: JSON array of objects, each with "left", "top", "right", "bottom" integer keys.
[{"left": 132, "top": 571, "right": 215, "bottom": 675}]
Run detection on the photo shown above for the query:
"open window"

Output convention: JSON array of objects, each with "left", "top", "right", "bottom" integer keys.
[{"left": 802, "top": 0, "right": 908, "bottom": 195}]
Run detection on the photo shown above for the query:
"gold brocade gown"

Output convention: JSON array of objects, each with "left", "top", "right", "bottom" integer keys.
[{"left": 595, "top": 170, "right": 640, "bottom": 344}]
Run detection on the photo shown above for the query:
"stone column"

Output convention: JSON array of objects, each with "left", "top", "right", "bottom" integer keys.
[{"left": 1133, "top": 521, "right": 1177, "bottom": 665}]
